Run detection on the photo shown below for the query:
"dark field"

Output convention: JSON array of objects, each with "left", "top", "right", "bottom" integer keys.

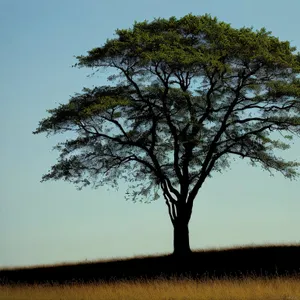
[{"left": 1, "top": 244, "right": 299, "bottom": 285}]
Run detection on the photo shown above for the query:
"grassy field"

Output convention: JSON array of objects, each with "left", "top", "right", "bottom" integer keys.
[
  {"left": 1, "top": 277, "right": 300, "bottom": 300},
  {"left": 1, "top": 244, "right": 300, "bottom": 299}
]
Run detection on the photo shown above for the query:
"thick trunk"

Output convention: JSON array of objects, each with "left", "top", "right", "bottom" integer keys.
[{"left": 173, "top": 221, "right": 191, "bottom": 256}]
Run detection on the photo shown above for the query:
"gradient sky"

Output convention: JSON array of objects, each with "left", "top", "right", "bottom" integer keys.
[{"left": 1, "top": 0, "right": 300, "bottom": 268}]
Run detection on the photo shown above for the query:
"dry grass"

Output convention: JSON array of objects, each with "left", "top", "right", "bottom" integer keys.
[
  {"left": 1, "top": 277, "right": 300, "bottom": 300},
  {"left": 1, "top": 244, "right": 300, "bottom": 299}
]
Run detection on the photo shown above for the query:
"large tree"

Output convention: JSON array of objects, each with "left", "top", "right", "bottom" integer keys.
[{"left": 34, "top": 14, "right": 300, "bottom": 256}]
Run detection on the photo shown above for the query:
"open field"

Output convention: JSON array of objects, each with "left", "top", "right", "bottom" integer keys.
[
  {"left": 1, "top": 277, "right": 300, "bottom": 300},
  {"left": 1, "top": 244, "right": 300, "bottom": 285},
  {"left": 1, "top": 244, "right": 300, "bottom": 299}
]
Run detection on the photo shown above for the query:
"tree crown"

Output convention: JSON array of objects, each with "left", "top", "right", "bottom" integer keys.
[{"left": 34, "top": 14, "right": 300, "bottom": 206}]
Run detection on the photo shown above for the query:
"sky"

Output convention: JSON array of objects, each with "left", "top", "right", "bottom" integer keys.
[{"left": 1, "top": 0, "right": 300, "bottom": 268}]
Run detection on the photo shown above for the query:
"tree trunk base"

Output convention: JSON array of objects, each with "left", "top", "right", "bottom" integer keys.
[
  {"left": 172, "top": 249, "right": 192, "bottom": 257},
  {"left": 173, "top": 221, "right": 191, "bottom": 257}
]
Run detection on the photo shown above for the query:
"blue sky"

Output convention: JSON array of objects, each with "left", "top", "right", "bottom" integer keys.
[{"left": 1, "top": 0, "right": 300, "bottom": 268}]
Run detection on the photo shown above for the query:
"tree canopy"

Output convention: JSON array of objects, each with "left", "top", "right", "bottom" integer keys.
[{"left": 34, "top": 14, "right": 300, "bottom": 255}]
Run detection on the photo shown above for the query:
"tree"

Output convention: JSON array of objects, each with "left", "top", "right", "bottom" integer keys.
[{"left": 34, "top": 14, "right": 300, "bottom": 256}]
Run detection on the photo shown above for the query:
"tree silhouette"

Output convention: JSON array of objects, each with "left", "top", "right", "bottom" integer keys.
[{"left": 34, "top": 14, "right": 300, "bottom": 256}]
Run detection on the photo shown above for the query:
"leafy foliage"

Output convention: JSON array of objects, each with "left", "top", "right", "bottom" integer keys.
[{"left": 34, "top": 14, "right": 300, "bottom": 223}]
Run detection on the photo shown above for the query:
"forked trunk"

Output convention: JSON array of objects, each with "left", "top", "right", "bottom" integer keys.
[{"left": 173, "top": 220, "right": 191, "bottom": 256}]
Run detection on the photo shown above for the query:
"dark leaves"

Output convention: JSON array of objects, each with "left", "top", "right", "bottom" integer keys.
[{"left": 35, "top": 14, "right": 300, "bottom": 203}]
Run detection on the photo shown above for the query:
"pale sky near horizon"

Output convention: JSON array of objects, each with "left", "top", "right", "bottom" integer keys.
[{"left": 1, "top": 0, "right": 300, "bottom": 268}]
